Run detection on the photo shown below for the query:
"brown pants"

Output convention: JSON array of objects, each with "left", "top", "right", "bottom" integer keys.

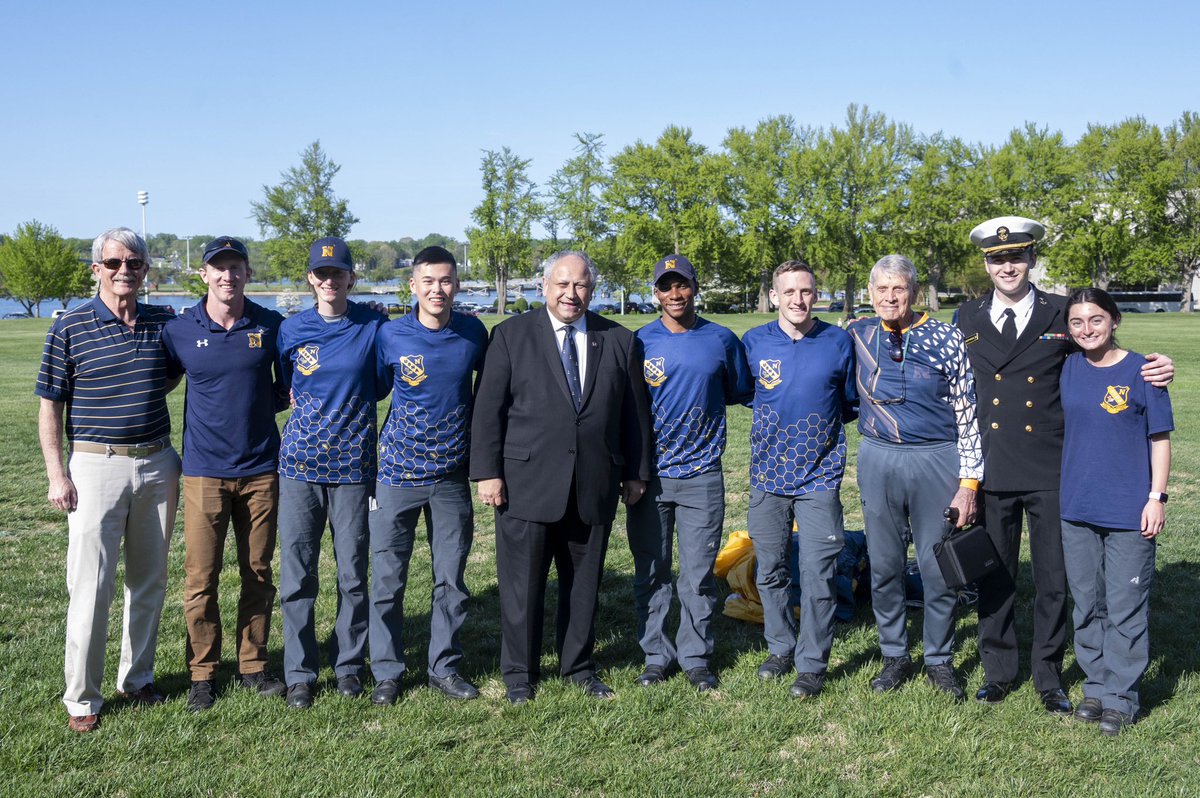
[{"left": 183, "top": 473, "right": 279, "bottom": 680}]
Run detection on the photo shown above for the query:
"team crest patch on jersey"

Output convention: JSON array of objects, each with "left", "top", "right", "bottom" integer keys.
[
  {"left": 758, "top": 359, "right": 782, "bottom": 390},
  {"left": 247, "top": 332, "right": 263, "bottom": 348},
  {"left": 296, "top": 345, "right": 321, "bottom": 376},
  {"left": 400, "top": 355, "right": 427, "bottom": 386},
  {"left": 1101, "top": 385, "right": 1130, "bottom": 414},
  {"left": 643, "top": 357, "right": 667, "bottom": 387}
]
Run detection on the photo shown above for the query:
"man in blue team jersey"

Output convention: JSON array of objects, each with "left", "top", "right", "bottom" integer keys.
[
  {"left": 627, "top": 254, "right": 753, "bottom": 692},
  {"left": 368, "top": 246, "right": 488, "bottom": 705},
  {"left": 742, "top": 259, "right": 858, "bottom": 699},
  {"left": 162, "top": 236, "right": 289, "bottom": 712}
]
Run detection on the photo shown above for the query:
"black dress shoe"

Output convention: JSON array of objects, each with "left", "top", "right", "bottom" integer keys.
[
  {"left": 336, "top": 674, "right": 364, "bottom": 698},
  {"left": 1075, "top": 697, "right": 1103, "bottom": 723},
  {"left": 1040, "top": 688, "right": 1073, "bottom": 715},
  {"left": 187, "top": 680, "right": 216, "bottom": 713},
  {"left": 429, "top": 674, "right": 479, "bottom": 700},
  {"left": 286, "top": 682, "right": 313, "bottom": 709},
  {"left": 870, "top": 656, "right": 914, "bottom": 693},
  {"left": 1099, "top": 708, "right": 1135, "bottom": 736},
  {"left": 685, "top": 667, "right": 719, "bottom": 693},
  {"left": 635, "top": 665, "right": 669, "bottom": 687},
  {"left": 577, "top": 676, "right": 615, "bottom": 699},
  {"left": 756, "top": 654, "right": 794, "bottom": 681},
  {"left": 505, "top": 682, "right": 535, "bottom": 705},
  {"left": 974, "top": 681, "right": 1013, "bottom": 704},
  {"left": 370, "top": 679, "right": 401, "bottom": 706}
]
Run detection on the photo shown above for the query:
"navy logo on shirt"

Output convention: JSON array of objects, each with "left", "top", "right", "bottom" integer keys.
[
  {"left": 400, "top": 355, "right": 427, "bottom": 386},
  {"left": 758, "top": 359, "right": 782, "bottom": 390},
  {"left": 643, "top": 357, "right": 667, "bottom": 387},
  {"left": 296, "top": 345, "right": 321, "bottom": 376},
  {"left": 247, "top": 332, "right": 263, "bottom": 348},
  {"left": 1102, "top": 385, "right": 1130, "bottom": 415}
]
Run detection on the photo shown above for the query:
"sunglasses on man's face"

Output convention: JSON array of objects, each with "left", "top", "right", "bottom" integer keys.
[{"left": 100, "top": 258, "right": 147, "bottom": 271}]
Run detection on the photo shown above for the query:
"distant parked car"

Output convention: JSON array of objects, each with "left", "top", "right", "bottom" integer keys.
[
  {"left": 637, "top": 302, "right": 656, "bottom": 314},
  {"left": 827, "top": 301, "right": 845, "bottom": 312},
  {"left": 3, "top": 312, "right": 31, "bottom": 319}
]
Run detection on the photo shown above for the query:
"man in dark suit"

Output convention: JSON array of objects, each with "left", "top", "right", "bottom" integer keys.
[
  {"left": 471, "top": 250, "right": 652, "bottom": 704},
  {"left": 957, "top": 216, "right": 1172, "bottom": 717}
]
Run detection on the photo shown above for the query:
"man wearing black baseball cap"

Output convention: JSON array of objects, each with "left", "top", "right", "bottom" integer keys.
[{"left": 162, "top": 236, "right": 290, "bottom": 711}]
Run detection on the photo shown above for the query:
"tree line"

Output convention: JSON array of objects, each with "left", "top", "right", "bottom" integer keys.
[
  {"left": 467, "top": 106, "right": 1200, "bottom": 314},
  {"left": 4, "top": 108, "right": 1198, "bottom": 316}
]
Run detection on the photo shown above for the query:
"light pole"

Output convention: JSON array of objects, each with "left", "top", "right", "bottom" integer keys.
[
  {"left": 137, "top": 191, "right": 149, "bottom": 300},
  {"left": 183, "top": 235, "right": 191, "bottom": 272}
]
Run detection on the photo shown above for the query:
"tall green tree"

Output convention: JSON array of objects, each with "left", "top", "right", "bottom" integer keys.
[
  {"left": 548, "top": 132, "right": 611, "bottom": 253},
  {"left": 898, "top": 134, "right": 988, "bottom": 309},
  {"left": 1048, "top": 118, "right": 1168, "bottom": 288},
  {"left": 1152, "top": 112, "right": 1200, "bottom": 311},
  {"left": 983, "top": 123, "right": 1077, "bottom": 224},
  {"left": 606, "top": 126, "right": 730, "bottom": 294},
  {"left": 808, "top": 105, "right": 912, "bottom": 318},
  {"left": 721, "top": 115, "right": 815, "bottom": 311},
  {"left": 0, "top": 220, "right": 92, "bottom": 316},
  {"left": 465, "top": 147, "right": 542, "bottom": 314},
  {"left": 250, "top": 141, "right": 359, "bottom": 282}
]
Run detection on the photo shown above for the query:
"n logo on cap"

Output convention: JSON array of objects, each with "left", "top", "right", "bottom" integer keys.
[{"left": 322, "top": 245, "right": 335, "bottom": 258}]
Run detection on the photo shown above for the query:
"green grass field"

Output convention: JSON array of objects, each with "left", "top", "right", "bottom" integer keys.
[{"left": 1, "top": 311, "right": 1198, "bottom": 797}]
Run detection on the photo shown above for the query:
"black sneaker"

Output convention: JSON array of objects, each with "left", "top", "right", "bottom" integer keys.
[
  {"left": 240, "top": 670, "right": 286, "bottom": 697},
  {"left": 187, "top": 680, "right": 216, "bottom": 713},
  {"left": 789, "top": 672, "right": 824, "bottom": 698},
  {"left": 925, "top": 664, "right": 964, "bottom": 701},
  {"left": 870, "top": 656, "right": 914, "bottom": 693},
  {"left": 756, "top": 654, "right": 794, "bottom": 681}
]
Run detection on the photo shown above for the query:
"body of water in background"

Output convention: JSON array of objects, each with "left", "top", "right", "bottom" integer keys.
[{"left": 2, "top": 286, "right": 651, "bottom": 318}]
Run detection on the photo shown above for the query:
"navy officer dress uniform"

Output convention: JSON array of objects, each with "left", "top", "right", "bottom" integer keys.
[{"left": 955, "top": 216, "right": 1072, "bottom": 711}]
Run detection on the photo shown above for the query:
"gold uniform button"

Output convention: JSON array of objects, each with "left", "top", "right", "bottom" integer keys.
[
  {"left": 992, "top": 398, "right": 1000, "bottom": 405},
  {"left": 1025, "top": 425, "right": 1033, "bottom": 432},
  {"left": 1027, "top": 376, "right": 1035, "bottom": 383},
  {"left": 991, "top": 422, "right": 999, "bottom": 430},
  {"left": 994, "top": 374, "right": 1003, "bottom": 381},
  {"left": 1026, "top": 401, "right": 1034, "bottom": 408}
]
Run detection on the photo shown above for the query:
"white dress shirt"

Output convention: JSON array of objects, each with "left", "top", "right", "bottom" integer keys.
[
  {"left": 990, "top": 287, "right": 1036, "bottom": 337},
  {"left": 549, "top": 310, "right": 589, "bottom": 394}
]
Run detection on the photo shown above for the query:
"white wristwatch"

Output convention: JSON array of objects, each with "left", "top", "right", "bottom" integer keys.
[{"left": 1148, "top": 492, "right": 1168, "bottom": 504}]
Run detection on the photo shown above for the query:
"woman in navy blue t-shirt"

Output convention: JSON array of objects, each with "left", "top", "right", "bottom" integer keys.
[{"left": 1060, "top": 288, "right": 1172, "bottom": 737}]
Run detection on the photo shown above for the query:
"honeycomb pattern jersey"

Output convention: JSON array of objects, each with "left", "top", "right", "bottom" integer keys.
[
  {"left": 636, "top": 316, "right": 753, "bottom": 478},
  {"left": 376, "top": 311, "right": 488, "bottom": 486},
  {"left": 278, "top": 302, "right": 386, "bottom": 484},
  {"left": 742, "top": 319, "right": 858, "bottom": 496},
  {"left": 848, "top": 314, "right": 983, "bottom": 480}
]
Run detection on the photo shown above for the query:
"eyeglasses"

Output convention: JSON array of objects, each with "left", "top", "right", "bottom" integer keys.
[
  {"left": 886, "top": 330, "right": 904, "bottom": 362},
  {"left": 868, "top": 326, "right": 908, "bottom": 405},
  {"left": 100, "top": 257, "right": 147, "bottom": 270}
]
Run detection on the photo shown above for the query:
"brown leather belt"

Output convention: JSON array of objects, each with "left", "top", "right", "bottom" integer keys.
[{"left": 72, "top": 438, "right": 171, "bottom": 458}]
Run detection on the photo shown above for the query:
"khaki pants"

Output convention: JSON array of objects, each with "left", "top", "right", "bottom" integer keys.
[
  {"left": 63, "top": 447, "right": 180, "bottom": 717},
  {"left": 182, "top": 473, "right": 279, "bottom": 680}
]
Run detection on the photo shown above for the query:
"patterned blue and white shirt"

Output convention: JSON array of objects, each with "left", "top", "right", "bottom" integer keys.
[{"left": 848, "top": 313, "right": 983, "bottom": 480}]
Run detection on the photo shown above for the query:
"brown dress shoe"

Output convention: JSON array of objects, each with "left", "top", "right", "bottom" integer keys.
[{"left": 68, "top": 714, "right": 100, "bottom": 733}]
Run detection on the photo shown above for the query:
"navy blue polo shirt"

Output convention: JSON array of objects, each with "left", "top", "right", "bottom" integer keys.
[
  {"left": 163, "top": 298, "right": 287, "bottom": 478},
  {"left": 35, "top": 297, "right": 174, "bottom": 445}
]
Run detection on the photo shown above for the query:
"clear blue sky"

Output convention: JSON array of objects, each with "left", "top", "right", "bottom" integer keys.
[{"left": 3, "top": 0, "right": 1195, "bottom": 243}]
